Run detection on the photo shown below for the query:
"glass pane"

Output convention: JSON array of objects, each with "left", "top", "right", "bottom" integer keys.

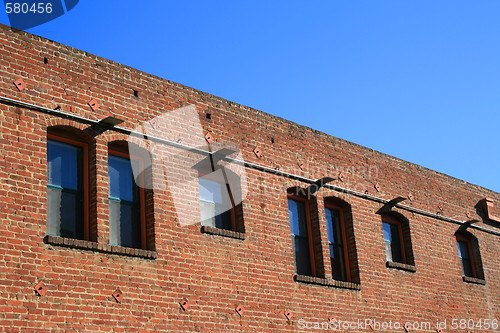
[
  {"left": 47, "top": 139, "right": 84, "bottom": 239},
  {"left": 288, "top": 198, "right": 312, "bottom": 276},
  {"left": 294, "top": 236, "right": 312, "bottom": 276},
  {"left": 47, "top": 187, "right": 62, "bottom": 236},
  {"left": 108, "top": 154, "right": 142, "bottom": 248},
  {"left": 199, "top": 177, "right": 233, "bottom": 230},
  {"left": 382, "top": 222, "right": 392, "bottom": 242},
  {"left": 390, "top": 223, "right": 403, "bottom": 263},
  {"left": 382, "top": 222, "right": 403, "bottom": 263},
  {"left": 288, "top": 199, "right": 307, "bottom": 237},
  {"left": 461, "top": 258, "right": 473, "bottom": 277},
  {"left": 119, "top": 203, "right": 141, "bottom": 249},
  {"left": 199, "top": 177, "right": 223, "bottom": 204},
  {"left": 109, "top": 199, "right": 121, "bottom": 245},
  {"left": 385, "top": 241, "right": 392, "bottom": 262},
  {"left": 457, "top": 241, "right": 469, "bottom": 259},
  {"left": 457, "top": 241, "right": 473, "bottom": 277},
  {"left": 331, "top": 245, "right": 346, "bottom": 281},
  {"left": 108, "top": 155, "right": 137, "bottom": 202},
  {"left": 200, "top": 200, "right": 216, "bottom": 227},
  {"left": 59, "top": 191, "right": 83, "bottom": 239},
  {"left": 109, "top": 199, "right": 141, "bottom": 248},
  {"left": 325, "top": 208, "right": 342, "bottom": 244},
  {"left": 214, "top": 210, "right": 232, "bottom": 230},
  {"left": 47, "top": 140, "right": 80, "bottom": 190},
  {"left": 47, "top": 188, "right": 84, "bottom": 238}
]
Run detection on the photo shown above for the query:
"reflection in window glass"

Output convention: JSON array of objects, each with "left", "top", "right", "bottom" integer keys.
[
  {"left": 199, "top": 177, "right": 232, "bottom": 230},
  {"left": 457, "top": 240, "right": 473, "bottom": 277},
  {"left": 325, "top": 207, "right": 347, "bottom": 281},
  {"left": 382, "top": 221, "right": 403, "bottom": 263},
  {"left": 108, "top": 154, "right": 141, "bottom": 248},
  {"left": 288, "top": 198, "right": 312, "bottom": 276},
  {"left": 47, "top": 139, "right": 84, "bottom": 239}
]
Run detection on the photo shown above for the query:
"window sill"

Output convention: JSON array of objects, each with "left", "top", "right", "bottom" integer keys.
[
  {"left": 293, "top": 274, "right": 360, "bottom": 290},
  {"left": 200, "top": 226, "right": 245, "bottom": 240},
  {"left": 462, "top": 276, "right": 486, "bottom": 285},
  {"left": 386, "top": 261, "right": 416, "bottom": 272},
  {"left": 44, "top": 235, "right": 157, "bottom": 259}
]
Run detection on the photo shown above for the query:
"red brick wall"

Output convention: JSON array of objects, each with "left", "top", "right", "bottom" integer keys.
[{"left": 0, "top": 24, "right": 498, "bottom": 332}]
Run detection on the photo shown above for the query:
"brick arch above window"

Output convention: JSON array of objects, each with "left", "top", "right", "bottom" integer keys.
[{"left": 48, "top": 125, "right": 94, "bottom": 143}]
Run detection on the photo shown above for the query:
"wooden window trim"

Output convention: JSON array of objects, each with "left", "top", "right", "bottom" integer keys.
[
  {"left": 108, "top": 149, "right": 147, "bottom": 250},
  {"left": 288, "top": 195, "right": 316, "bottom": 277},
  {"left": 47, "top": 133, "right": 90, "bottom": 241},
  {"left": 325, "top": 204, "right": 351, "bottom": 282},
  {"left": 382, "top": 216, "right": 407, "bottom": 264},
  {"left": 456, "top": 235, "right": 477, "bottom": 278}
]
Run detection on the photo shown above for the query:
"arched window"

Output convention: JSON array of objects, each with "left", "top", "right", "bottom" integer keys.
[
  {"left": 380, "top": 212, "right": 415, "bottom": 266},
  {"left": 197, "top": 152, "right": 244, "bottom": 233},
  {"left": 46, "top": 127, "right": 89, "bottom": 240},
  {"left": 324, "top": 197, "right": 359, "bottom": 283},
  {"left": 455, "top": 231, "right": 485, "bottom": 280},
  {"left": 286, "top": 187, "right": 323, "bottom": 277},
  {"left": 108, "top": 141, "right": 152, "bottom": 250}
]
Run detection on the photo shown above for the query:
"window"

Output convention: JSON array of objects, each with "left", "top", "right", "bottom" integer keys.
[
  {"left": 288, "top": 196, "right": 315, "bottom": 277},
  {"left": 47, "top": 134, "right": 88, "bottom": 240},
  {"left": 380, "top": 213, "right": 414, "bottom": 267},
  {"left": 382, "top": 219, "right": 404, "bottom": 263},
  {"left": 199, "top": 176, "right": 235, "bottom": 230},
  {"left": 108, "top": 150, "right": 146, "bottom": 249},
  {"left": 324, "top": 197, "right": 360, "bottom": 283},
  {"left": 197, "top": 152, "right": 243, "bottom": 233},
  {"left": 457, "top": 238, "right": 474, "bottom": 277},
  {"left": 325, "top": 206, "right": 349, "bottom": 281},
  {"left": 456, "top": 232, "right": 484, "bottom": 280}
]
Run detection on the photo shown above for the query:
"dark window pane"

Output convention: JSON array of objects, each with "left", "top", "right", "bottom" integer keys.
[
  {"left": 330, "top": 245, "right": 346, "bottom": 281},
  {"left": 58, "top": 191, "right": 84, "bottom": 238},
  {"left": 118, "top": 202, "right": 141, "bottom": 248},
  {"left": 294, "top": 236, "right": 312, "bottom": 276},
  {"left": 47, "top": 140, "right": 84, "bottom": 239},
  {"left": 108, "top": 154, "right": 142, "bottom": 248},
  {"left": 390, "top": 223, "right": 403, "bottom": 263},
  {"left": 214, "top": 209, "right": 232, "bottom": 230},
  {"left": 457, "top": 241, "right": 474, "bottom": 277}
]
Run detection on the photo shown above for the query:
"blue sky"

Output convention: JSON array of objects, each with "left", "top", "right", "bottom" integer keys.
[{"left": 1, "top": 1, "right": 499, "bottom": 192}]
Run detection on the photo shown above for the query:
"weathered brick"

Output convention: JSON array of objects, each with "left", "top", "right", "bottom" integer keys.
[{"left": 0, "top": 23, "right": 498, "bottom": 333}]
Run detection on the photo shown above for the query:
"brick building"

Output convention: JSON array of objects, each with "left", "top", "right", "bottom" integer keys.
[{"left": 0, "top": 24, "right": 498, "bottom": 332}]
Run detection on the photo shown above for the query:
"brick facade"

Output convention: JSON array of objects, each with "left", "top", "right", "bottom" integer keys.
[{"left": 0, "top": 24, "right": 498, "bottom": 332}]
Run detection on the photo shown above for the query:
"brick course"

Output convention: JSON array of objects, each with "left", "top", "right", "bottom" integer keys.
[{"left": 0, "top": 24, "right": 498, "bottom": 332}]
